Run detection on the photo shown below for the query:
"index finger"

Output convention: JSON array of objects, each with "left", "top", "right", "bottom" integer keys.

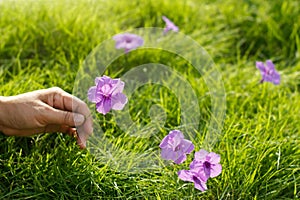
[
  {"left": 41, "top": 87, "right": 93, "bottom": 146},
  {"left": 62, "top": 92, "right": 93, "bottom": 147}
]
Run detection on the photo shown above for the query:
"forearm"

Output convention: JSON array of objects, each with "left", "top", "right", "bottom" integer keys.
[{"left": 0, "top": 96, "right": 6, "bottom": 132}]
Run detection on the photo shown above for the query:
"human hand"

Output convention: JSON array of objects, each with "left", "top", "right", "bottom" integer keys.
[{"left": 0, "top": 87, "right": 93, "bottom": 149}]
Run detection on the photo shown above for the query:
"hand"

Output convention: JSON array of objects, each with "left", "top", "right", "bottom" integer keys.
[{"left": 0, "top": 87, "right": 93, "bottom": 149}]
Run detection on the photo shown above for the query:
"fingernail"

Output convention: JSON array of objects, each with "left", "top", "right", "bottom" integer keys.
[
  {"left": 78, "top": 135, "right": 86, "bottom": 149},
  {"left": 82, "top": 140, "right": 87, "bottom": 149},
  {"left": 74, "top": 114, "right": 85, "bottom": 125}
]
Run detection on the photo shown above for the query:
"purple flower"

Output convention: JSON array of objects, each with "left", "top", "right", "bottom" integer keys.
[
  {"left": 189, "top": 149, "right": 222, "bottom": 182},
  {"left": 87, "top": 75, "right": 128, "bottom": 115},
  {"left": 178, "top": 169, "right": 208, "bottom": 192},
  {"left": 162, "top": 16, "right": 179, "bottom": 33},
  {"left": 113, "top": 33, "right": 144, "bottom": 53},
  {"left": 159, "top": 130, "right": 194, "bottom": 164},
  {"left": 178, "top": 149, "right": 222, "bottom": 191},
  {"left": 256, "top": 60, "right": 280, "bottom": 85}
]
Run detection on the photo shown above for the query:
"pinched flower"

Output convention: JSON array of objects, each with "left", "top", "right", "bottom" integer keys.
[
  {"left": 88, "top": 75, "right": 128, "bottom": 115},
  {"left": 256, "top": 60, "right": 280, "bottom": 85},
  {"left": 178, "top": 169, "right": 208, "bottom": 192},
  {"left": 189, "top": 149, "right": 222, "bottom": 182},
  {"left": 113, "top": 33, "right": 144, "bottom": 53},
  {"left": 162, "top": 16, "right": 179, "bottom": 33},
  {"left": 159, "top": 130, "right": 194, "bottom": 164}
]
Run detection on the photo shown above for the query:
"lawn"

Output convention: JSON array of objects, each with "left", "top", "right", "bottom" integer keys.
[{"left": 0, "top": 0, "right": 299, "bottom": 199}]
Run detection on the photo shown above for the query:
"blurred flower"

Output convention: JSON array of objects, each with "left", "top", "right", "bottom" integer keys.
[
  {"left": 256, "top": 60, "right": 280, "bottom": 85},
  {"left": 113, "top": 33, "right": 144, "bottom": 53},
  {"left": 162, "top": 16, "right": 179, "bottom": 33},
  {"left": 88, "top": 75, "right": 128, "bottom": 115},
  {"left": 189, "top": 149, "right": 222, "bottom": 182},
  {"left": 159, "top": 130, "right": 194, "bottom": 164},
  {"left": 178, "top": 169, "right": 208, "bottom": 192}
]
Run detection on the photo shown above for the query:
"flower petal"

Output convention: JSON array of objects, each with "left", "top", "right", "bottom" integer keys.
[
  {"left": 113, "top": 33, "right": 144, "bottom": 52},
  {"left": 125, "top": 38, "right": 143, "bottom": 51},
  {"left": 111, "top": 93, "right": 128, "bottom": 110},
  {"left": 181, "top": 139, "right": 194, "bottom": 154},
  {"left": 100, "top": 75, "right": 112, "bottom": 85},
  {"left": 159, "top": 130, "right": 195, "bottom": 164},
  {"left": 171, "top": 130, "right": 184, "bottom": 149},
  {"left": 266, "top": 60, "right": 275, "bottom": 71},
  {"left": 174, "top": 154, "right": 187, "bottom": 164},
  {"left": 87, "top": 86, "right": 97, "bottom": 103},
  {"left": 203, "top": 164, "right": 211, "bottom": 179},
  {"left": 256, "top": 61, "right": 265, "bottom": 72},
  {"left": 194, "top": 149, "right": 209, "bottom": 161},
  {"left": 115, "top": 41, "right": 127, "bottom": 49},
  {"left": 95, "top": 77, "right": 102, "bottom": 85},
  {"left": 207, "top": 152, "right": 220, "bottom": 164},
  {"left": 161, "top": 148, "right": 177, "bottom": 161},
  {"left": 169, "top": 130, "right": 184, "bottom": 139},
  {"left": 162, "top": 16, "right": 179, "bottom": 33},
  {"left": 112, "top": 34, "right": 124, "bottom": 41},
  {"left": 96, "top": 98, "right": 112, "bottom": 115},
  {"left": 198, "top": 170, "right": 209, "bottom": 183},
  {"left": 112, "top": 79, "right": 125, "bottom": 95},
  {"left": 178, "top": 170, "right": 193, "bottom": 182},
  {"left": 159, "top": 134, "right": 170, "bottom": 148},
  {"left": 193, "top": 178, "right": 207, "bottom": 192},
  {"left": 210, "top": 163, "right": 222, "bottom": 178},
  {"left": 272, "top": 71, "right": 280, "bottom": 85},
  {"left": 189, "top": 160, "right": 201, "bottom": 171},
  {"left": 162, "top": 16, "right": 172, "bottom": 24}
]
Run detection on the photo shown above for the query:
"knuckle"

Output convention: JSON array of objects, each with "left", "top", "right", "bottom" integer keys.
[
  {"left": 53, "top": 92, "right": 62, "bottom": 104},
  {"left": 64, "top": 112, "right": 73, "bottom": 124},
  {"left": 50, "top": 87, "right": 63, "bottom": 94}
]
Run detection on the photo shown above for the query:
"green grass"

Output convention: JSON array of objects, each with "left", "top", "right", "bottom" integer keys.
[{"left": 0, "top": 0, "right": 300, "bottom": 199}]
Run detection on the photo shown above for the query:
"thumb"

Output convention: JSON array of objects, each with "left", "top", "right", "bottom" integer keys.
[{"left": 46, "top": 109, "right": 85, "bottom": 127}]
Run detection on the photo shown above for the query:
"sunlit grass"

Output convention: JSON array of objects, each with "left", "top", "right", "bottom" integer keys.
[{"left": 0, "top": 0, "right": 299, "bottom": 199}]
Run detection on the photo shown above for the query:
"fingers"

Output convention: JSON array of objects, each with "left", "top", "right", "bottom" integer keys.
[
  {"left": 45, "top": 124, "right": 86, "bottom": 149},
  {"left": 51, "top": 89, "right": 93, "bottom": 148},
  {"left": 38, "top": 87, "right": 93, "bottom": 148},
  {"left": 41, "top": 87, "right": 89, "bottom": 117},
  {"left": 45, "top": 125, "right": 86, "bottom": 148},
  {"left": 45, "top": 125, "right": 88, "bottom": 149},
  {"left": 67, "top": 95, "right": 93, "bottom": 148},
  {"left": 0, "top": 127, "right": 45, "bottom": 137},
  {"left": 75, "top": 117, "right": 93, "bottom": 149},
  {"left": 43, "top": 107, "right": 85, "bottom": 127},
  {"left": 40, "top": 87, "right": 93, "bottom": 134},
  {"left": 2, "top": 125, "right": 86, "bottom": 149},
  {"left": 1, "top": 125, "right": 75, "bottom": 137},
  {"left": 45, "top": 124, "right": 75, "bottom": 134},
  {"left": 60, "top": 91, "right": 94, "bottom": 136}
]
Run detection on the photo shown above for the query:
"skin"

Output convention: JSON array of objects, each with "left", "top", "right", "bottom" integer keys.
[{"left": 0, "top": 87, "right": 93, "bottom": 149}]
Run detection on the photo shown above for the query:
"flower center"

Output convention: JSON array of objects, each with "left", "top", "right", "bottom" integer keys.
[
  {"left": 100, "top": 84, "right": 112, "bottom": 98},
  {"left": 102, "top": 93, "right": 111, "bottom": 98},
  {"left": 266, "top": 68, "right": 273, "bottom": 75},
  {"left": 125, "top": 38, "right": 132, "bottom": 43},
  {"left": 192, "top": 175, "right": 202, "bottom": 185},
  {"left": 192, "top": 175, "right": 198, "bottom": 182},
  {"left": 174, "top": 145, "right": 181, "bottom": 152},
  {"left": 203, "top": 161, "right": 211, "bottom": 169}
]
